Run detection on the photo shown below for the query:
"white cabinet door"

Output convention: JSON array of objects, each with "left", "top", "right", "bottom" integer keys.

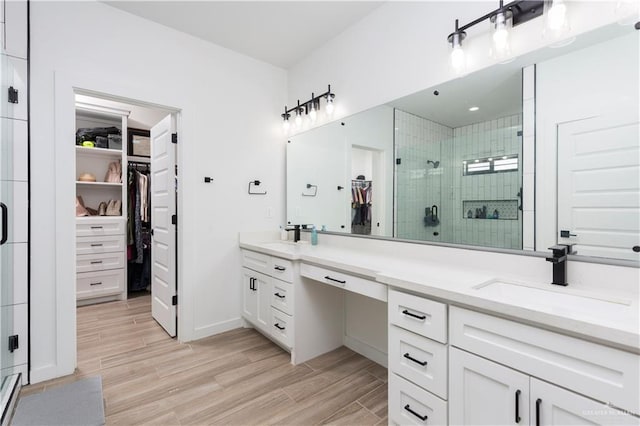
[
  {"left": 450, "top": 347, "right": 530, "bottom": 426},
  {"left": 255, "top": 273, "right": 271, "bottom": 331},
  {"left": 531, "top": 378, "right": 639, "bottom": 426},
  {"left": 242, "top": 268, "right": 258, "bottom": 323},
  {"left": 3, "top": 0, "right": 27, "bottom": 59}
]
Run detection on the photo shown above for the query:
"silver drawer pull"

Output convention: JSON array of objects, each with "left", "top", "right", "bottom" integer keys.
[
  {"left": 90, "top": 282, "right": 102, "bottom": 286},
  {"left": 90, "top": 261, "right": 103, "bottom": 264},
  {"left": 90, "top": 226, "right": 103, "bottom": 229},
  {"left": 90, "top": 243, "right": 103, "bottom": 247}
]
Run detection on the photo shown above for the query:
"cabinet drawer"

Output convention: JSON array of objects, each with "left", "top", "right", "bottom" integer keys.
[
  {"left": 76, "top": 235, "right": 124, "bottom": 255},
  {"left": 271, "top": 279, "right": 294, "bottom": 316},
  {"left": 389, "top": 373, "right": 447, "bottom": 426},
  {"left": 241, "top": 249, "right": 271, "bottom": 275},
  {"left": 300, "top": 263, "right": 387, "bottom": 302},
  {"left": 270, "top": 257, "right": 293, "bottom": 283},
  {"left": 450, "top": 306, "right": 640, "bottom": 415},
  {"left": 270, "top": 307, "right": 293, "bottom": 348},
  {"left": 77, "top": 269, "right": 124, "bottom": 300},
  {"left": 389, "top": 325, "right": 448, "bottom": 400},
  {"left": 76, "top": 252, "right": 125, "bottom": 273},
  {"left": 388, "top": 289, "right": 447, "bottom": 344},
  {"left": 76, "top": 218, "right": 125, "bottom": 237}
]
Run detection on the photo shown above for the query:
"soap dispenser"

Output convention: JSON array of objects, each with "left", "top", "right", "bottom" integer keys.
[{"left": 311, "top": 225, "right": 318, "bottom": 246}]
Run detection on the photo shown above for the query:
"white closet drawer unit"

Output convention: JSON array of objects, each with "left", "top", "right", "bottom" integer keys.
[
  {"left": 270, "top": 257, "right": 293, "bottom": 283},
  {"left": 271, "top": 279, "right": 294, "bottom": 316},
  {"left": 300, "top": 263, "right": 387, "bottom": 302},
  {"left": 241, "top": 249, "right": 271, "bottom": 276},
  {"left": 76, "top": 218, "right": 125, "bottom": 237},
  {"left": 450, "top": 306, "right": 640, "bottom": 415},
  {"left": 389, "top": 325, "right": 448, "bottom": 400},
  {"left": 388, "top": 289, "right": 447, "bottom": 344},
  {"left": 76, "top": 252, "right": 125, "bottom": 273},
  {"left": 77, "top": 235, "right": 125, "bottom": 255},
  {"left": 77, "top": 269, "right": 125, "bottom": 300},
  {"left": 270, "top": 307, "right": 294, "bottom": 348},
  {"left": 389, "top": 373, "right": 448, "bottom": 426}
]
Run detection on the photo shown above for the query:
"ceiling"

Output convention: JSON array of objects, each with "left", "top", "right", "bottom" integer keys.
[{"left": 104, "top": 1, "right": 383, "bottom": 69}]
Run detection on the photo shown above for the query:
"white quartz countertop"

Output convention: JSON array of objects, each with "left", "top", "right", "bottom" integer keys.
[{"left": 239, "top": 239, "right": 640, "bottom": 353}]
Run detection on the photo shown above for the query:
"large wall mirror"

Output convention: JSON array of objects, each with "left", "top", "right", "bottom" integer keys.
[{"left": 286, "top": 23, "right": 639, "bottom": 264}]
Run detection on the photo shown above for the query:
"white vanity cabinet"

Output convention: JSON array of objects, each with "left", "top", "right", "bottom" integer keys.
[
  {"left": 241, "top": 249, "right": 295, "bottom": 349},
  {"left": 388, "top": 289, "right": 449, "bottom": 425},
  {"left": 449, "top": 306, "right": 640, "bottom": 425}
]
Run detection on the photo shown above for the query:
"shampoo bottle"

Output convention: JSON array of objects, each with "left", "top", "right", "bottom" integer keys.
[{"left": 311, "top": 225, "right": 318, "bottom": 246}]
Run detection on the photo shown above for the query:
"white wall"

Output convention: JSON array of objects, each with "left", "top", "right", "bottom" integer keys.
[{"left": 30, "top": 1, "right": 286, "bottom": 383}]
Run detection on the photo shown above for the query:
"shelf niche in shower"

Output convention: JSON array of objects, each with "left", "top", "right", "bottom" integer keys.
[{"left": 463, "top": 199, "right": 519, "bottom": 220}]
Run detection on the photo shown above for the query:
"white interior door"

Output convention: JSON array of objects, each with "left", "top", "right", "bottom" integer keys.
[
  {"left": 558, "top": 114, "right": 640, "bottom": 261},
  {"left": 150, "top": 115, "right": 177, "bottom": 337}
]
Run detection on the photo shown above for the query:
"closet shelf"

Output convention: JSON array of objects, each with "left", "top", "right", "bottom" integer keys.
[
  {"left": 75, "top": 146, "right": 122, "bottom": 159},
  {"left": 76, "top": 181, "right": 123, "bottom": 188}
]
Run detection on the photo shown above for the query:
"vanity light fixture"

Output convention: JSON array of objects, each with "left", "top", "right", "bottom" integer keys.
[
  {"left": 447, "top": 1, "right": 544, "bottom": 64},
  {"left": 280, "top": 85, "right": 336, "bottom": 132}
]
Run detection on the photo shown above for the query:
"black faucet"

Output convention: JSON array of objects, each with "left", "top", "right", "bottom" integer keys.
[
  {"left": 545, "top": 244, "right": 575, "bottom": 286},
  {"left": 285, "top": 225, "right": 301, "bottom": 242}
]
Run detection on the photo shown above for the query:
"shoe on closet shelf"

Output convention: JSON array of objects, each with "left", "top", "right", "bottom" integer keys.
[
  {"left": 98, "top": 201, "right": 107, "bottom": 216},
  {"left": 106, "top": 199, "right": 122, "bottom": 216},
  {"left": 76, "top": 196, "right": 89, "bottom": 217}
]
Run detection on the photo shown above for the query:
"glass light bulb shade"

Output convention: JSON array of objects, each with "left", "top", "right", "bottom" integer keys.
[
  {"left": 325, "top": 99, "right": 334, "bottom": 116},
  {"left": 294, "top": 113, "right": 302, "bottom": 128},
  {"left": 450, "top": 44, "right": 465, "bottom": 74},
  {"left": 309, "top": 106, "right": 317, "bottom": 122},
  {"left": 490, "top": 11, "right": 512, "bottom": 60},
  {"left": 282, "top": 119, "right": 290, "bottom": 133},
  {"left": 547, "top": 1, "right": 567, "bottom": 31}
]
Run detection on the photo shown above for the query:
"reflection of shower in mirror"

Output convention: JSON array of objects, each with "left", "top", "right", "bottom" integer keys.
[{"left": 427, "top": 160, "right": 440, "bottom": 169}]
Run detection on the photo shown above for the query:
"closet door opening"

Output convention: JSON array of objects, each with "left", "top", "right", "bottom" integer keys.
[{"left": 73, "top": 91, "right": 180, "bottom": 367}]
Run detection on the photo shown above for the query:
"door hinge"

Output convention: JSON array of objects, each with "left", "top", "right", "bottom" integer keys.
[
  {"left": 172, "top": 295, "right": 178, "bottom": 306},
  {"left": 171, "top": 214, "right": 177, "bottom": 225},
  {"left": 8, "top": 335, "right": 18, "bottom": 353},
  {"left": 8, "top": 87, "right": 18, "bottom": 104},
  {"left": 396, "top": 158, "right": 402, "bottom": 165},
  {"left": 171, "top": 133, "right": 178, "bottom": 144}
]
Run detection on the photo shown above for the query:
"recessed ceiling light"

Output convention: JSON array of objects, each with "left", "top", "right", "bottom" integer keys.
[{"left": 469, "top": 106, "right": 479, "bottom": 112}]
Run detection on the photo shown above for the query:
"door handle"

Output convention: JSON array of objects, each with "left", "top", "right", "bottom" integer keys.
[
  {"left": 515, "top": 390, "right": 521, "bottom": 423},
  {"left": 431, "top": 204, "right": 438, "bottom": 219},
  {"left": 535, "top": 398, "right": 542, "bottom": 426},
  {"left": 0, "top": 202, "right": 7, "bottom": 245}
]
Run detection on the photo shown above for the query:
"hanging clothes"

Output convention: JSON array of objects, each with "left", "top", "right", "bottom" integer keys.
[
  {"left": 351, "top": 180, "right": 372, "bottom": 235},
  {"left": 127, "top": 164, "right": 151, "bottom": 292}
]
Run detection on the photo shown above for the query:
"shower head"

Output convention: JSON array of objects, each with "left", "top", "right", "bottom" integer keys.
[{"left": 427, "top": 160, "right": 440, "bottom": 169}]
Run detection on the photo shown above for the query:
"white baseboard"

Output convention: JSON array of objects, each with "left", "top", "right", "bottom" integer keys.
[
  {"left": 344, "top": 335, "right": 388, "bottom": 367},
  {"left": 29, "top": 363, "right": 74, "bottom": 385},
  {"left": 189, "top": 317, "right": 244, "bottom": 341}
]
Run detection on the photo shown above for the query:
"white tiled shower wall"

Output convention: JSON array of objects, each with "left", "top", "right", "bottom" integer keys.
[
  {"left": 394, "top": 110, "right": 453, "bottom": 242},
  {"left": 394, "top": 111, "right": 523, "bottom": 249}
]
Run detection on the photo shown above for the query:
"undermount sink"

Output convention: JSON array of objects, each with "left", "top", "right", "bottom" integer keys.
[
  {"left": 260, "top": 241, "right": 305, "bottom": 250},
  {"left": 473, "top": 279, "right": 633, "bottom": 315}
]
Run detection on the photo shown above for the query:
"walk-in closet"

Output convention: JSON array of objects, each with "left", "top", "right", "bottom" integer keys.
[{"left": 73, "top": 93, "right": 178, "bottom": 337}]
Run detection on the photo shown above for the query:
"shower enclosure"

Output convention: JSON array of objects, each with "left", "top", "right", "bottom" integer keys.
[{"left": 394, "top": 109, "right": 523, "bottom": 250}]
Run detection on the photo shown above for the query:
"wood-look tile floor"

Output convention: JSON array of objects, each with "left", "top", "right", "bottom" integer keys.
[{"left": 20, "top": 293, "right": 388, "bottom": 425}]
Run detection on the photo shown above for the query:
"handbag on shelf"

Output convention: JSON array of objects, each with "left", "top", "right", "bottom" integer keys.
[
  {"left": 104, "top": 160, "right": 122, "bottom": 183},
  {"left": 106, "top": 199, "right": 122, "bottom": 216}
]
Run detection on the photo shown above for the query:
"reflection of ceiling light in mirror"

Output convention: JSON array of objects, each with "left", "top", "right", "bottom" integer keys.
[{"left": 469, "top": 106, "right": 479, "bottom": 112}]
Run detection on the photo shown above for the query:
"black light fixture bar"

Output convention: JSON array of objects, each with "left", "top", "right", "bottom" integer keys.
[
  {"left": 283, "top": 84, "right": 334, "bottom": 117},
  {"left": 454, "top": 0, "right": 543, "bottom": 34}
]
